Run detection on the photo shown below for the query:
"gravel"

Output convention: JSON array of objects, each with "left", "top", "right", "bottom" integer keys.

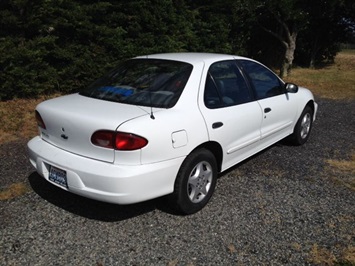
[{"left": 1, "top": 98, "right": 354, "bottom": 265}]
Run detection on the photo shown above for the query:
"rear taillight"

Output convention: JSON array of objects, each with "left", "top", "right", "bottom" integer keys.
[
  {"left": 35, "top": 111, "right": 46, "bottom": 129},
  {"left": 91, "top": 130, "right": 115, "bottom": 149},
  {"left": 91, "top": 130, "right": 148, "bottom": 150},
  {"left": 115, "top": 132, "right": 148, "bottom": 150}
]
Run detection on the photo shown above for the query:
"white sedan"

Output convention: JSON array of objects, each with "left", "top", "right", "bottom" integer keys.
[{"left": 28, "top": 53, "right": 318, "bottom": 214}]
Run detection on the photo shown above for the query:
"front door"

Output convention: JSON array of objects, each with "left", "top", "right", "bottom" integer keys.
[
  {"left": 238, "top": 60, "right": 298, "bottom": 146},
  {"left": 199, "top": 60, "right": 263, "bottom": 171}
]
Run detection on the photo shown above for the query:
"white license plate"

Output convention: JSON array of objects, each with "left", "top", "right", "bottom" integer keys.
[{"left": 49, "top": 166, "right": 68, "bottom": 188}]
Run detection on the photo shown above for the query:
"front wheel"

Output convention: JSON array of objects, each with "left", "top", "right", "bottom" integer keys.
[
  {"left": 170, "top": 148, "right": 217, "bottom": 215},
  {"left": 289, "top": 106, "right": 313, "bottom": 145}
]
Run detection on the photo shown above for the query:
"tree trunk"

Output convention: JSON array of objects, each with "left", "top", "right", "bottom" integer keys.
[
  {"left": 260, "top": 21, "right": 298, "bottom": 78},
  {"left": 309, "top": 57, "right": 315, "bottom": 69},
  {"left": 280, "top": 32, "right": 297, "bottom": 78},
  {"left": 309, "top": 36, "right": 320, "bottom": 68}
]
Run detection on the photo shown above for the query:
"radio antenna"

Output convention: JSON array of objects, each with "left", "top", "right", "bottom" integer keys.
[{"left": 149, "top": 91, "right": 155, "bottom": 120}]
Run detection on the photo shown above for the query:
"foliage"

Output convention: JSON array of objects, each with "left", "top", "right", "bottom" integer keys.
[
  {"left": 0, "top": 0, "right": 353, "bottom": 100},
  {"left": 295, "top": 0, "right": 351, "bottom": 67},
  {"left": 1, "top": 51, "right": 354, "bottom": 145}
]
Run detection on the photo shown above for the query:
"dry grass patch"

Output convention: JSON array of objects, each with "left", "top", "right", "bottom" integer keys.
[
  {"left": 259, "top": 168, "right": 286, "bottom": 178},
  {"left": 0, "top": 95, "right": 58, "bottom": 145},
  {"left": 341, "top": 246, "right": 355, "bottom": 265},
  {"left": 0, "top": 51, "right": 354, "bottom": 146},
  {"left": 0, "top": 182, "right": 30, "bottom": 200},
  {"left": 285, "top": 51, "right": 355, "bottom": 100},
  {"left": 227, "top": 243, "right": 237, "bottom": 254},
  {"left": 168, "top": 259, "right": 195, "bottom": 266},
  {"left": 325, "top": 150, "right": 355, "bottom": 190},
  {"left": 308, "top": 243, "right": 337, "bottom": 265},
  {"left": 308, "top": 243, "right": 355, "bottom": 265}
]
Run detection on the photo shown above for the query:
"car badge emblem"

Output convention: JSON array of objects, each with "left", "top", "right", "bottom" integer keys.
[{"left": 61, "top": 127, "right": 68, "bottom": 140}]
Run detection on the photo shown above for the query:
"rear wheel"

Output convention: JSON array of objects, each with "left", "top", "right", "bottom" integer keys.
[
  {"left": 170, "top": 148, "right": 217, "bottom": 215},
  {"left": 289, "top": 106, "right": 313, "bottom": 145}
]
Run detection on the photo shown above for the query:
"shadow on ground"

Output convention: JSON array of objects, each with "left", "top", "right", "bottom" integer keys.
[{"left": 28, "top": 172, "right": 178, "bottom": 222}]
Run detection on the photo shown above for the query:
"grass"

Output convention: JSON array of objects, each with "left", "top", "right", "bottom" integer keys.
[
  {"left": 0, "top": 51, "right": 354, "bottom": 146},
  {"left": 0, "top": 95, "right": 58, "bottom": 145},
  {"left": 308, "top": 243, "right": 355, "bottom": 266},
  {"left": 308, "top": 244, "right": 355, "bottom": 265},
  {"left": 0, "top": 182, "right": 30, "bottom": 200},
  {"left": 0, "top": 98, "right": 39, "bottom": 144},
  {"left": 325, "top": 150, "right": 355, "bottom": 191},
  {"left": 0, "top": 51, "right": 354, "bottom": 263},
  {"left": 308, "top": 243, "right": 337, "bottom": 265},
  {"left": 285, "top": 50, "right": 355, "bottom": 100}
]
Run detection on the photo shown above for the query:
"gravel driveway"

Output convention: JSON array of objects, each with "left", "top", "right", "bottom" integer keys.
[{"left": 1, "top": 98, "right": 354, "bottom": 265}]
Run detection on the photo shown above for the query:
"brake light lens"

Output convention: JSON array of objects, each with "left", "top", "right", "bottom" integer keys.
[
  {"left": 115, "top": 132, "right": 148, "bottom": 150},
  {"left": 91, "top": 131, "right": 148, "bottom": 150},
  {"left": 35, "top": 111, "right": 46, "bottom": 129}
]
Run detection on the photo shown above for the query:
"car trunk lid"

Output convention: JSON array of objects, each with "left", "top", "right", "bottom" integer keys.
[{"left": 36, "top": 94, "right": 148, "bottom": 163}]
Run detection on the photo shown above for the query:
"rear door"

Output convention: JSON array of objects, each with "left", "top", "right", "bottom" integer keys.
[{"left": 199, "top": 60, "right": 263, "bottom": 171}]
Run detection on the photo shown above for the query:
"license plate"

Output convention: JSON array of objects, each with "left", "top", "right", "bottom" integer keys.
[{"left": 49, "top": 166, "right": 68, "bottom": 188}]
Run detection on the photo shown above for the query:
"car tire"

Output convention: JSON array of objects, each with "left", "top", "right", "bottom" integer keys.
[
  {"left": 289, "top": 106, "right": 313, "bottom": 146},
  {"left": 170, "top": 148, "right": 217, "bottom": 215}
]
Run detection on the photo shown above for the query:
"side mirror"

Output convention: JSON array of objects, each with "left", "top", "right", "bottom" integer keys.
[{"left": 285, "top": 83, "right": 298, "bottom": 93}]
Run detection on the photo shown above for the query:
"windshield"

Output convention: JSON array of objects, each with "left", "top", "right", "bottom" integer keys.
[{"left": 80, "top": 59, "right": 193, "bottom": 108}]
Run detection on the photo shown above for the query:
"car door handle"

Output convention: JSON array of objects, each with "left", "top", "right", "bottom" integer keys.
[
  {"left": 212, "top": 122, "right": 223, "bottom": 129},
  {"left": 264, "top": 107, "right": 272, "bottom": 113}
]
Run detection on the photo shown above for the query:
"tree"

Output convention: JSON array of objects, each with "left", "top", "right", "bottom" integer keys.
[
  {"left": 243, "top": 0, "right": 308, "bottom": 77},
  {"left": 0, "top": 0, "right": 353, "bottom": 100},
  {"left": 186, "top": 0, "right": 235, "bottom": 53},
  {"left": 0, "top": 1, "right": 132, "bottom": 99},
  {"left": 296, "top": 0, "right": 354, "bottom": 67}
]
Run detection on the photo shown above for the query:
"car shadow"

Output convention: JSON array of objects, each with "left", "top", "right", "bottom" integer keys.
[
  {"left": 27, "top": 140, "right": 293, "bottom": 221},
  {"left": 217, "top": 139, "right": 292, "bottom": 178},
  {"left": 28, "top": 172, "right": 176, "bottom": 221}
]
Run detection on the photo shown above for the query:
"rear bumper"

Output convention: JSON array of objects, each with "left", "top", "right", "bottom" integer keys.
[{"left": 27, "top": 136, "right": 183, "bottom": 204}]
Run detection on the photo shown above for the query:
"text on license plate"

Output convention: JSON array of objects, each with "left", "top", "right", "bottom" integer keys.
[{"left": 49, "top": 166, "right": 68, "bottom": 188}]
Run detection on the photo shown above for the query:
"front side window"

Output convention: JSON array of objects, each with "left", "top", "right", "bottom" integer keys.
[
  {"left": 80, "top": 59, "right": 193, "bottom": 108},
  {"left": 204, "top": 60, "right": 252, "bottom": 109},
  {"left": 239, "top": 60, "right": 284, "bottom": 99}
]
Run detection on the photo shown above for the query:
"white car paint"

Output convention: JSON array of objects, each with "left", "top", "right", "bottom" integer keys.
[
  {"left": 28, "top": 136, "right": 184, "bottom": 204},
  {"left": 28, "top": 53, "right": 318, "bottom": 207},
  {"left": 36, "top": 93, "right": 149, "bottom": 163}
]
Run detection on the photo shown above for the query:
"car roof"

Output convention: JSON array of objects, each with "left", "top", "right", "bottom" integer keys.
[{"left": 135, "top": 53, "right": 249, "bottom": 64}]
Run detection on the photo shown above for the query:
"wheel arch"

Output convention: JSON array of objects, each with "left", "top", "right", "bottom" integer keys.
[
  {"left": 190, "top": 141, "right": 223, "bottom": 173},
  {"left": 303, "top": 99, "right": 317, "bottom": 122},
  {"left": 293, "top": 100, "right": 315, "bottom": 132},
  {"left": 306, "top": 100, "right": 315, "bottom": 113}
]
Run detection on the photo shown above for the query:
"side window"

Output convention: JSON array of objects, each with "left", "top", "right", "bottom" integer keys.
[
  {"left": 239, "top": 60, "right": 284, "bottom": 99},
  {"left": 204, "top": 74, "right": 223, "bottom": 108},
  {"left": 204, "top": 60, "right": 252, "bottom": 108}
]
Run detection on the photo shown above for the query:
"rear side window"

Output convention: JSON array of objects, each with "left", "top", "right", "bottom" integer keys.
[
  {"left": 204, "top": 60, "right": 252, "bottom": 109},
  {"left": 239, "top": 60, "right": 284, "bottom": 99},
  {"left": 81, "top": 59, "right": 193, "bottom": 108}
]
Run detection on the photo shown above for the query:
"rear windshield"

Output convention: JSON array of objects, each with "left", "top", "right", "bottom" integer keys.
[{"left": 80, "top": 59, "right": 193, "bottom": 108}]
